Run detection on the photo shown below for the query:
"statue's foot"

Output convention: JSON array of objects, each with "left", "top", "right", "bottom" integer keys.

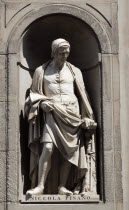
[
  {"left": 73, "top": 183, "right": 81, "bottom": 195},
  {"left": 73, "top": 190, "right": 80, "bottom": 195},
  {"left": 58, "top": 186, "right": 73, "bottom": 196},
  {"left": 80, "top": 187, "right": 90, "bottom": 195},
  {"left": 26, "top": 186, "right": 44, "bottom": 195},
  {"left": 80, "top": 184, "right": 90, "bottom": 195}
]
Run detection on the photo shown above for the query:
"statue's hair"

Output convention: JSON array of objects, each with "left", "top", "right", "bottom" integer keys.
[{"left": 51, "top": 38, "right": 70, "bottom": 57}]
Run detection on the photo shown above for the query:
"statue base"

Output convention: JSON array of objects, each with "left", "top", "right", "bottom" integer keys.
[{"left": 21, "top": 193, "right": 100, "bottom": 203}]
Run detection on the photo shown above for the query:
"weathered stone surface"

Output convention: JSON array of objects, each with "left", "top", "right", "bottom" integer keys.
[
  {"left": 104, "top": 151, "right": 115, "bottom": 202},
  {"left": 112, "top": 55, "right": 120, "bottom": 101},
  {"left": 103, "top": 100, "right": 113, "bottom": 151},
  {"left": 0, "top": 152, "right": 6, "bottom": 202},
  {"left": 0, "top": 54, "right": 6, "bottom": 102},
  {"left": 111, "top": 3, "right": 119, "bottom": 53},
  {"left": 90, "top": 21, "right": 111, "bottom": 53},
  {"left": 119, "top": 0, "right": 129, "bottom": 209},
  {"left": 113, "top": 100, "right": 121, "bottom": 151},
  {"left": 0, "top": 2, "right": 7, "bottom": 54},
  {"left": 5, "top": 2, "right": 33, "bottom": 40},
  {"left": 5, "top": 54, "right": 19, "bottom": 152},
  {"left": 7, "top": 151, "right": 17, "bottom": 202},
  {"left": 101, "top": 55, "right": 113, "bottom": 151},
  {"left": 8, "top": 102, "right": 18, "bottom": 151},
  {"left": 116, "top": 203, "right": 123, "bottom": 210},
  {"left": 6, "top": 3, "right": 31, "bottom": 27},
  {"left": 7, "top": 203, "right": 115, "bottom": 210},
  {"left": 0, "top": 102, "right": 6, "bottom": 151},
  {"left": 102, "top": 54, "right": 112, "bottom": 101},
  {"left": 8, "top": 54, "right": 18, "bottom": 100},
  {"left": 0, "top": 203, "right": 5, "bottom": 210},
  {"left": 114, "top": 151, "right": 123, "bottom": 203},
  {"left": 86, "top": 3, "right": 112, "bottom": 23}
]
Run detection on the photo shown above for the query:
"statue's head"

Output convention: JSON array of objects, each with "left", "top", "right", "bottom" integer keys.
[{"left": 51, "top": 38, "right": 70, "bottom": 65}]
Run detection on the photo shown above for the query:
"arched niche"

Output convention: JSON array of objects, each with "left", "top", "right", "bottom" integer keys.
[
  {"left": 7, "top": 4, "right": 113, "bottom": 202},
  {"left": 19, "top": 13, "right": 102, "bottom": 196}
]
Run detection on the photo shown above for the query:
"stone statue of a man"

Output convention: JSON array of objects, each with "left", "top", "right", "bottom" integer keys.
[{"left": 25, "top": 38, "right": 97, "bottom": 195}]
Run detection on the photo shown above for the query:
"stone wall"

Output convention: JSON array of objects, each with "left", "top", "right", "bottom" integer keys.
[
  {"left": 118, "top": 0, "right": 129, "bottom": 210},
  {"left": 0, "top": 0, "right": 126, "bottom": 209}
]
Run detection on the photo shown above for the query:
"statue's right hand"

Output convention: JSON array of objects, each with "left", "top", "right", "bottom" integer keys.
[
  {"left": 40, "top": 101, "right": 53, "bottom": 113},
  {"left": 82, "top": 118, "right": 97, "bottom": 129}
]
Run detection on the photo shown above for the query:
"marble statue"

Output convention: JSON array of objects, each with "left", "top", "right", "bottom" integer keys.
[{"left": 25, "top": 38, "right": 97, "bottom": 196}]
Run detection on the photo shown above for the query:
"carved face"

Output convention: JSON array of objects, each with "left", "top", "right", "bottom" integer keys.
[{"left": 54, "top": 46, "right": 70, "bottom": 65}]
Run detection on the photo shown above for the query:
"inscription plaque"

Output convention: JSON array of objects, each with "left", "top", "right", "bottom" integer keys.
[{"left": 21, "top": 194, "right": 100, "bottom": 203}]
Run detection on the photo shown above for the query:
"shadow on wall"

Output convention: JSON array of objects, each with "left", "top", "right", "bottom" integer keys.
[
  {"left": 22, "top": 14, "right": 99, "bottom": 71},
  {"left": 19, "top": 13, "right": 102, "bottom": 195}
]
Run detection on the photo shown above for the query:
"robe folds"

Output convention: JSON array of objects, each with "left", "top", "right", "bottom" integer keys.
[{"left": 25, "top": 61, "right": 96, "bottom": 188}]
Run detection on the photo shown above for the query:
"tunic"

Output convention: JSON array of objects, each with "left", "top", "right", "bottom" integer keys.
[{"left": 41, "top": 61, "right": 80, "bottom": 144}]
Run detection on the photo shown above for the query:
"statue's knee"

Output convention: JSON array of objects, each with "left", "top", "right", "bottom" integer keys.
[{"left": 45, "top": 143, "right": 53, "bottom": 153}]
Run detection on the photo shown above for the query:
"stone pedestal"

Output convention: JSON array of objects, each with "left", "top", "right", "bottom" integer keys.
[{"left": 21, "top": 194, "right": 100, "bottom": 203}]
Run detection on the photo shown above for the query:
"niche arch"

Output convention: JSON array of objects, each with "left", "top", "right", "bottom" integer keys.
[{"left": 7, "top": 4, "right": 113, "bottom": 202}]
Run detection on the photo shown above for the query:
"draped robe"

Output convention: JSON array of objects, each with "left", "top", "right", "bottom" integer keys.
[{"left": 25, "top": 61, "right": 95, "bottom": 189}]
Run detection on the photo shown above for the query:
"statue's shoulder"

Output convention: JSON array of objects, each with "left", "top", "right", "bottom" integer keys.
[
  {"left": 42, "top": 60, "right": 52, "bottom": 70},
  {"left": 35, "top": 65, "right": 43, "bottom": 73},
  {"left": 67, "top": 62, "right": 82, "bottom": 76},
  {"left": 34, "top": 60, "right": 52, "bottom": 75}
]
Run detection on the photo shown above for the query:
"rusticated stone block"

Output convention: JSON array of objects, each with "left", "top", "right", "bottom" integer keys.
[
  {"left": 112, "top": 55, "right": 120, "bottom": 101},
  {"left": 0, "top": 102, "right": 6, "bottom": 151},
  {"left": 113, "top": 100, "right": 121, "bottom": 151},
  {"left": 104, "top": 151, "right": 115, "bottom": 202},
  {"left": 8, "top": 102, "right": 18, "bottom": 151},
  {"left": 0, "top": 151, "right": 6, "bottom": 202},
  {"left": 8, "top": 54, "right": 18, "bottom": 100},
  {"left": 0, "top": 55, "right": 6, "bottom": 102},
  {"left": 111, "top": 3, "right": 119, "bottom": 53},
  {"left": 0, "top": 203, "right": 5, "bottom": 210},
  {"left": 114, "top": 151, "right": 123, "bottom": 203},
  {"left": 103, "top": 100, "right": 113, "bottom": 151},
  {"left": 102, "top": 55, "right": 112, "bottom": 101},
  {"left": 7, "top": 151, "right": 17, "bottom": 202},
  {"left": 0, "top": 2, "right": 7, "bottom": 54}
]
